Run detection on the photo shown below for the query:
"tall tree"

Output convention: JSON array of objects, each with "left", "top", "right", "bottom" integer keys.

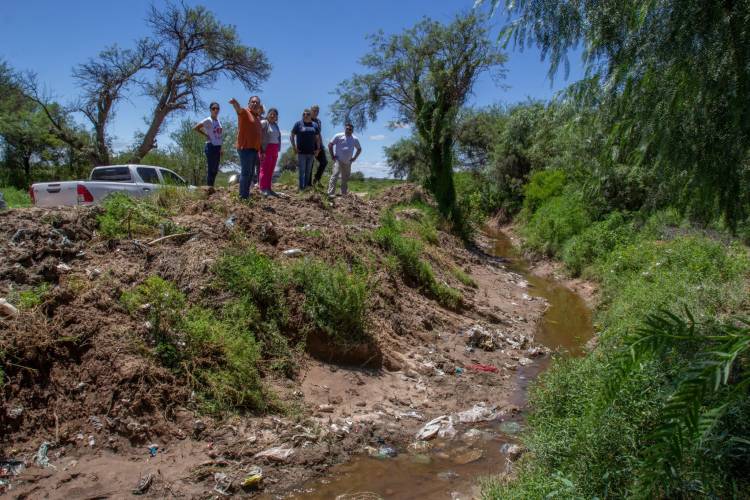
[
  {"left": 486, "top": 0, "right": 750, "bottom": 227},
  {"left": 73, "top": 41, "right": 157, "bottom": 165},
  {"left": 130, "top": 1, "right": 271, "bottom": 163},
  {"left": 331, "top": 13, "right": 505, "bottom": 222}
]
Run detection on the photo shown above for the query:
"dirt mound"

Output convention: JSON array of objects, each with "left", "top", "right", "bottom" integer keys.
[{"left": 0, "top": 183, "right": 548, "bottom": 497}]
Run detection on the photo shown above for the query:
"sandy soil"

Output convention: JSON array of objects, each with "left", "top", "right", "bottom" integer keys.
[{"left": 0, "top": 184, "right": 549, "bottom": 498}]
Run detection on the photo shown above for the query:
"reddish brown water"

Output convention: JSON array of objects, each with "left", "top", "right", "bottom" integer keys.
[{"left": 282, "top": 229, "right": 594, "bottom": 500}]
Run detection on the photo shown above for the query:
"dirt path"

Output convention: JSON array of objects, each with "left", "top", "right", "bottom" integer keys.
[{"left": 1, "top": 186, "right": 553, "bottom": 498}]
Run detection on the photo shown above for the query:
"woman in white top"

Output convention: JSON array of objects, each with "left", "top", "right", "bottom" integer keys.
[
  {"left": 193, "top": 102, "right": 223, "bottom": 187},
  {"left": 259, "top": 108, "right": 282, "bottom": 196}
]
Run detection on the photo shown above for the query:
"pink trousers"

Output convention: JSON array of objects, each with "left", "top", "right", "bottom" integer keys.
[{"left": 259, "top": 142, "right": 280, "bottom": 190}]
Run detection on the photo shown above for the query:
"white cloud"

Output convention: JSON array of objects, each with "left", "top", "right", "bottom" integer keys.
[
  {"left": 391, "top": 122, "right": 411, "bottom": 129},
  {"left": 280, "top": 129, "right": 291, "bottom": 136},
  {"left": 369, "top": 134, "right": 386, "bottom": 141},
  {"left": 353, "top": 160, "right": 393, "bottom": 179}
]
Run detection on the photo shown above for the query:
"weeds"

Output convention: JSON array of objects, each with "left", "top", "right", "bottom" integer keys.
[
  {"left": 373, "top": 210, "right": 462, "bottom": 309},
  {"left": 98, "top": 193, "right": 166, "bottom": 239},
  {"left": 18, "top": 283, "right": 51, "bottom": 309},
  {"left": 450, "top": 266, "right": 477, "bottom": 288},
  {"left": 1, "top": 186, "right": 31, "bottom": 208}
]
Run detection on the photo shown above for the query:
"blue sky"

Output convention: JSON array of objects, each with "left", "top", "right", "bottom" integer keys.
[{"left": 0, "top": 0, "right": 584, "bottom": 177}]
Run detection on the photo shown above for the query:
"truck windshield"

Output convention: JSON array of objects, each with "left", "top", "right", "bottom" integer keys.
[{"left": 91, "top": 167, "right": 132, "bottom": 182}]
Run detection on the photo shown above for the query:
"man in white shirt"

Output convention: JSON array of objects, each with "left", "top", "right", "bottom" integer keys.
[
  {"left": 327, "top": 123, "right": 362, "bottom": 197},
  {"left": 193, "top": 102, "right": 223, "bottom": 186}
]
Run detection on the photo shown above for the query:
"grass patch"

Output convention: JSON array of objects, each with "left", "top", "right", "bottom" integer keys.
[
  {"left": 121, "top": 276, "right": 266, "bottom": 413},
  {"left": 18, "top": 283, "right": 51, "bottom": 310},
  {"left": 1, "top": 186, "right": 31, "bottom": 208},
  {"left": 97, "top": 191, "right": 191, "bottom": 239},
  {"left": 373, "top": 211, "right": 462, "bottom": 309},
  {"left": 484, "top": 198, "right": 750, "bottom": 498},
  {"left": 450, "top": 266, "right": 477, "bottom": 288}
]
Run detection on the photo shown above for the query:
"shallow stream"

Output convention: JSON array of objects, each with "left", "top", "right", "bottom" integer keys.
[{"left": 284, "top": 229, "right": 594, "bottom": 500}]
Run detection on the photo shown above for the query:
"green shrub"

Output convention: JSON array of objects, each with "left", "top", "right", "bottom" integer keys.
[
  {"left": 18, "top": 283, "right": 51, "bottom": 309},
  {"left": 561, "top": 211, "right": 638, "bottom": 276},
  {"left": 522, "top": 192, "right": 591, "bottom": 257},
  {"left": 291, "top": 260, "right": 370, "bottom": 346},
  {"left": 214, "top": 248, "right": 286, "bottom": 317},
  {"left": 121, "top": 276, "right": 185, "bottom": 342},
  {"left": 181, "top": 307, "right": 264, "bottom": 412},
  {"left": 522, "top": 169, "right": 566, "bottom": 215},
  {"left": 98, "top": 193, "right": 167, "bottom": 239},
  {"left": 450, "top": 266, "right": 478, "bottom": 288},
  {"left": 1, "top": 186, "right": 31, "bottom": 209},
  {"left": 486, "top": 224, "right": 750, "bottom": 498},
  {"left": 373, "top": 211, "right": 462, "bottom": 309}
]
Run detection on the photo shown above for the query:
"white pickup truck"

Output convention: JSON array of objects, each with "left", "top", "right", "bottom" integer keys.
[{"left": 29, "top": 165, "right": 190, "bottom": 208}]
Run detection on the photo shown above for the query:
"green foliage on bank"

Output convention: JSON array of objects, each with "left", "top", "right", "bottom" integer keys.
[{"left": 483, "top": 174, "right": 750, "bottom": 498}]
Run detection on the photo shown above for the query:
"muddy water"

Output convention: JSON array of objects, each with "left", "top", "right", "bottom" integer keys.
[{"left": 285, "top": 229, "right": 594, "bottom": 500}]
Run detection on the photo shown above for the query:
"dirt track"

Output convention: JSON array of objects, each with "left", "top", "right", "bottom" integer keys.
[{"left": 0, "top": 184, "right": 549, "bottom": 498}]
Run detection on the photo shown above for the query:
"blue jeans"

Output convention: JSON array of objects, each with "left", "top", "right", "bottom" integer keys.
[
  {"left": 238, "top": 148, "right": 259, "bottom": 199},
  {"left": 204, "top": 143, "right": 221, "bottom": 186},
  {"left": 297, "top": 154, "right": 314, "bottom": 190}
]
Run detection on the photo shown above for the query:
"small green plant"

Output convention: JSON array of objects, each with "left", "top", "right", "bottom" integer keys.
[
  {"left": 450, "top": 266, "right": 477, "bottom": 288},
  {"left": 1, "top": 186, "right": 32, "bottom": 208},
  {"left": 18, "top": 283, "right": 51, "bottom": 309},
  {"left": 291, "top": 260, "right": 370, "bottom": 346},
  {"left": 373, "top": 211, "right": 462, "bottom": 309},
  {"left": 522, "top": 192, "right": 591, "bottom": 257},
  {"left": 98, "top": 193, "right": 166, "bottom": 239},
  {"left": 121, "top": 276, "right": 185, "bottom": 342},
  {"left": 561, "top": 211, "right": 638, "bottom": 276}
]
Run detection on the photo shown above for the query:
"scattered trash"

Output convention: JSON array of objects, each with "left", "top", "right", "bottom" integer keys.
[
  {"left": 254, "top": 445, "right": 294, "bottom": 463},
  {"left": 89, "top": 415, "right": 103, "bottom": 430},
  {"left": 376, "top": 445, "right": 397, "bottom": 459},
  {"left": 227, "top": 174, "right": 239, "bottom": 185},
  {"left": 87, "top": 435, "right": 96, "bottom": 447},
  {"left": 147, "top": 444, "right": 158, "bottom": 457},
  {"left": 317, "top": 404, "right": 334, "bottom": 413},
  {"left": 7, "top": 407, "right": 23, "bottom": 419},
  {"left": 399, "top": 410, "right": 424, "bottom": 420},
  {"left": 466, "top": 363, "right": 499, "bottom": 373},
  {"left": 259, "top": 221, "right": 279, "bottom": 245},
  {"left": 214, "top": 472, "right": 233, "bottom": 496},
  {"left": 0, "top": 460, "right": 25, "bottom": 477},
  {"left": 282, "top": 248, "right": 303, "bottom": 257},
  {"left": 454, "top": 367, "right": 464, "bottom": 375},
  {"left": 224, "top": 215, "right": 237, "bottom": 229},
  {"left": 457, "top": 403, "right": 497, "bottom": 423},
  {"left": 34, "top": 442, "right": 54, "bottom": 469},
  {"left": 241, "top": 466, "right": 263, "bottom": 489},
  {"left": 132, "top": 472, "right": 153, "bottom": 495},
  {"left": 465, "top": 324, "right": 501, "bottom": 351},
  {"left": 499, "top": 421, "right": 523, "bottom": 435},
  {"left": 193, "top": 419, "right": 206, "bottom": 435},
  {"left": 0, "top": 298, "right": 19, "bottom": 318},
  {"left": 86, "top": 267, "right": 102, "bottom": 279},
  {"left": 408, "top": 440, "right": 432, "bottom": 453},
  {"left": 56, "top": 263, "right": 72, "bottom": 272},
  {"left": 416, "top": 415, "right": 449, "bottom": 440}
]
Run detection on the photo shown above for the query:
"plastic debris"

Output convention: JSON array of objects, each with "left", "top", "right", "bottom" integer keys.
[
  {"left": 0, "top": 298, "right": 19, "bottom": 318},
  {"left": 376, "top": 446, "right": 397, "bottom": 459},
  {"left": 416, "top": 416, "right": 448, "bottom": 440},
  {"left": 147, "top": 444, "right": 158, "bottom": 457},
  {"left": 399, "top": 410, "right": 424, "bottom": 420},
  {"left": 224, "top": 215, "right": 237, "bottom": 229},
  {"left": 214, "top": 472, "right": 233, "bottom": 496},
  {"left": 465, "top": 324, "right": 501, "bottom": 351},
  {"left": 87, "top": 435, "right": 96, "bottom": 447},
  {"left": 132, "top": 473, "right": 153, "bottom": 495},
  {"left": 56, "top": 263, "right": 72, "bottom": 272},
  {"left": 0, "top": 460, "right": 25, "bottom": 477},
  {"left": 254, "top": 445, "right": 294, "bottom": 463},
  {"left": 454, "top": 367, "right": 464, "bottom": 375},
  {"left": 466, "top": 363, "right": 499, "bottom": 373},
  {"left": 34, "top": 442, "right": 54, "bottom": 469},
  {"left": 241, "top": 466, "right": 263, "bottom": 489},
  {"left": 282, "top": 248, "right": 303, "bottom": 257},
  {"left": 518, "top": 357, "right": 533, "bottom": 366},
  {"left": 457, "top": 403, "right": 497, "bottom": 424},
  {"left": 500, "top": 443, "right": 525, "bottom": 460}
]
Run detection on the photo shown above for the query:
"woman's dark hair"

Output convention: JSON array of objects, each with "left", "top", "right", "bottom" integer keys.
[
  {"left": 209, "top": 101, "right": 220, "bottom": 109},
  {"left": 267, "top": 107, "right": 279, "bottom": 116}
]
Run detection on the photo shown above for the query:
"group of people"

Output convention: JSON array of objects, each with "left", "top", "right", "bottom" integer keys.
[{"left": 193, "top": 96, "right": 362, "bottom": 200}]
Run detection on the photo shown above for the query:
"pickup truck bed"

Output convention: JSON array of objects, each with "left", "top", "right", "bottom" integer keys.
[{"left": 30, "top": 165, "right": 189, "bottom": 208}]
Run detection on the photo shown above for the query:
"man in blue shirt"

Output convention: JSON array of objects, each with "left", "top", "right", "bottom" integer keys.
[{"left": 290, "top": 109, "right": 321, "bottom": 190}]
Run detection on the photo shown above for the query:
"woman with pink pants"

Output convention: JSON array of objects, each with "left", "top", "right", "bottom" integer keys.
[{"left": 259, "top": 108, "right": 281, "bottom": 197}]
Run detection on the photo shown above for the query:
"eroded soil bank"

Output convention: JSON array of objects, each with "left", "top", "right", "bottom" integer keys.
[{"left": 0, "top": 184, "right": 590, "bottom": 498}]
